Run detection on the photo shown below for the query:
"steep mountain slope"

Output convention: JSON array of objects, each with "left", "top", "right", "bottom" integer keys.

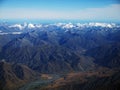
[
  {"left": 1, "top": 34, "right": 95, "bottom": 73},
  {"left": 0, "top": 22, "right": 120, "bottom": 90},
  {"left": 86, "top": 43, "right": 120, "bottom": 68},
  {"left": 0, "top": 34, "right": 21, "bottom": 51},
  {"left": 0, "top": 61, "right": 40, "bottom": 90},
  {"left": 0, "top": 23, "right": 120, "bottom": 73}
]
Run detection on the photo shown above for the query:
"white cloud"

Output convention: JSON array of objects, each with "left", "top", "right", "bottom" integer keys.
[
  {"left": 0, "top": 4, "right": 120, "bottom": 21},
  {"left": 74, "top": 4, "right": 120, "bottom": 20}
]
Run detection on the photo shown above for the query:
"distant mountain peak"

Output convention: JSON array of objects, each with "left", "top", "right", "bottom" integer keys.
[
  {"left": 28, "top": 23, "right": 35, "bottom": 28},
  {"left": 9, "top": 24, "right": 23, "bottom": 30}
]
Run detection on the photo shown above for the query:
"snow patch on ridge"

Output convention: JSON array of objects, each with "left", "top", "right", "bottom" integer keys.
[
  {"left": 62, "top": 23, "right": 74, "bottom": 29},
  {"left": 9, "top": 24, "right": 23, "bottom": 30},
  {"left": 88, "top": 23, "right": 114, "bottom": 28},
  {"left": 6, "top": 22, "right": 119, "bottom": 31},
  {"left": 28, "top": 23, "right": 35, "bottom": 28},
  {"left": 11, "top": 32, "right": 22, "bottom": 34}
]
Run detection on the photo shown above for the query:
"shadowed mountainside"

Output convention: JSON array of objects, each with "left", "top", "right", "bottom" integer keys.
[
  {"left": 0, "top": 23, "right": 120, "bottom": 90},
  {"left": 0, "top": 61, "right": 40, "bottom": 90}
]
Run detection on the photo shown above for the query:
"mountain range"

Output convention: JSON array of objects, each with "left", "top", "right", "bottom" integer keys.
[{"left": 0, "top": 22, "right": 120, "bottom": 90}]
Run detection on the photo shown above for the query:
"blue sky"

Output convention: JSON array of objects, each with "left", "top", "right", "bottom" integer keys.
[{"left": 0, "top": 0, "right": 120, "bottom": 22}]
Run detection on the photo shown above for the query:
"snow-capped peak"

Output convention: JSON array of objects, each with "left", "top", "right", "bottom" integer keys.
[
  {"left": 54, "top": 22, "right": 117, "bottom": 29},
  {"left": 55, "top": 23, "right": 65, "bottom": 27},
  {"left": 28, "top": 23, "right": 35, "bottom": 29},
  {"left": 9, "top": 24, "right": 23, "bottom": 30},
  {"left": 4, "top": 22, "right": 119, "bottom": 32},
  {"left": 62, "top": 23, "right": 74, "bottom": 29},
  {"left": 88, "top": 22, "right": 115, "bottom": 28}
]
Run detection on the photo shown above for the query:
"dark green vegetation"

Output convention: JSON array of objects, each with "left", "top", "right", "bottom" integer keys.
[{"left": 0, "top": 23, "right": 120, "bottom": 90}]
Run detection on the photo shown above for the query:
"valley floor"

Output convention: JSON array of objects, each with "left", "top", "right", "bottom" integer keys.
[
  {"left": 19, "top": 74, "right": 61, "bottom": 90},
  {"left": 18, "top": 68, "right": 120, "bottom": 90}
]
